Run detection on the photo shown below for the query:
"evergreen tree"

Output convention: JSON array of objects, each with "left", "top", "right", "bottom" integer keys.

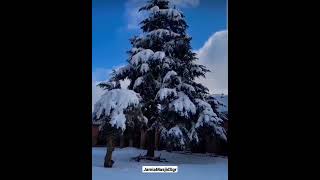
[
  {"left": 99, "top": 0, "right": 227, "bottom": 156},
  {"left": 92, "top": 88, "right": 147, "bottom": 167},
  {"left": 207, "top": 94, "right": 228, "bottom": 122}
]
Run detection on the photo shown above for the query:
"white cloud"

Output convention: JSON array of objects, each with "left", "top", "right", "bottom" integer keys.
[
  {"left": 170, "top": 0, "right": 200, "bottom": 7},
  {"left": 195, "top": 30, "right": 228, "bottom": 95},
  {"left": 125, "top": 0, "right": 148, "bottom": 30},
  {"left": 125, "top": 0, "right": 200, "bottom": 30},
  {"left": 92, "top": 64, "right": 128, "bottom": 82}
]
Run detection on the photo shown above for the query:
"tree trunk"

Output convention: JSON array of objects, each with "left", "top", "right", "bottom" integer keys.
[
  {"left": 140, "top": 129, "right": 147, "bottom": 149},
  {"left": 92, "top": 126, "right": 99, "bottom": 146},
  {"left": 120, "top": 134, "right": 125, "bottom": 148},
  {"left": 146, "top": 130, "right": 155, "bottom": 157},
  {"left": 154, "top": 128, "right": 159, "bottom": 150},
  {"left": 205, "top": 135, "right": 210, "bottom": 153},
  {"left": 129, "top": 138, "right": 134, "bottom": 147},
  {"left": 166, "top": 142, "right": 173, "bottom": 152},
  {"left": 104, "top": 135, "right": 115, "bottom": 168},
  {"left": 205, "top": 135, "right": 219, "bottom": 153}
]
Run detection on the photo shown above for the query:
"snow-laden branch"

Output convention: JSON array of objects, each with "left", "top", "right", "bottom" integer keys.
[{"left": 92, "top": 89, "right": 142, "bottom": 131}]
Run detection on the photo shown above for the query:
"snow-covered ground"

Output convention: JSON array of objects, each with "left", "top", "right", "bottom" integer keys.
[{"left": 92, "top": 147, "right": 228, "bottom": 180}]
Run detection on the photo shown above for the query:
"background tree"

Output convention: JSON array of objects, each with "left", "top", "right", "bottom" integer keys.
[{"left": 92, "top": 88, "right": 146, "bottom": 167}]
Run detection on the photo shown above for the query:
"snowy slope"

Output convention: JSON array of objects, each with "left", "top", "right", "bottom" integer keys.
[{"left": 92, "top": 147, "right": 228, "bottom": 180}]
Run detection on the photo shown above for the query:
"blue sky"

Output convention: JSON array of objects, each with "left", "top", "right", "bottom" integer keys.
[{"left": 92, "top": 0, "right": 227, "bottom": 81}]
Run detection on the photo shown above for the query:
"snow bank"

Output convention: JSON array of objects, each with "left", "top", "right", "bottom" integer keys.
[{"left": 92, "top": 147, "right": 228, "bottom": 180}]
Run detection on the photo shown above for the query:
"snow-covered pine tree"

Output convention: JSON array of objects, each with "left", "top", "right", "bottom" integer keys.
[
  {"left": 139, "top": 0, "right": 227, "bottom": 150},
  {"left": 99, "top": 0, "right": 227, "bottom": 156}
]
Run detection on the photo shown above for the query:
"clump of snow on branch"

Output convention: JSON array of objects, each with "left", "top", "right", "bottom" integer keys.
[
  {"left": 188, "top": 124, "right": 199, "bottom": 143},
  {"left": 152, "top": 51, "right": 166, "bottom": 61},
  {"left": 136, "top": 29, "right": 180, "bottom": 43},
  {"left": 92, "top": 89, "right": 141, "bottom": 131},
  {"left": 130, "top": 49, "right": 166, "bottom": 66},
  {"left": 168, "top": 126, "right": 184, "bottom": 142},
  {"left": 151, "top": 7, "right": 183, "bottom": 21},
  {"left": 163, "top": 63, "right": 170, "bottom": 69},
  {"left": 148, "top": 29, "right": 180, "bottom": 38},
  {"left": 114, "top": 65, "right": 132, "bottom": 76},
  {"left": 156, "top": 88, "right": 177, "bottom": 101},
  {"left": 130, "top": 47, "right": 144, "bottom": 54},
  {"left": 166, "top": 125, "right": 187, "bottom": 149},
  {"left": 163, "top": 70, "right": 177, "bottom": 83},
  {"left": 140, "top": 63, "right": 149, "bottom": 74},
  {"left": 150, "top": 5, "right": 160, "bottom": 13},
  {"left": 194, "top": 99, "right": 227, "bottom": 141},
  {"left": 133, "top": 29, "right": 180, "bottom": 47},
  {"left": 133, "top": 76, "right": 144, "bottom": 89},
  {"left": 180, "top": 83, "right": 196, "bottom": 92},
  {"left": 131, "top": 49, "right": 154, "bottom": 65},
  {"left": 169, "top": 92, "right": 196, "bottom": 117}
]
